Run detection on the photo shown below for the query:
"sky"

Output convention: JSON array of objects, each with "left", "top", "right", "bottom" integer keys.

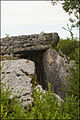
[{"left": 1, "top": 1, "right": 79, "bottom": 39}]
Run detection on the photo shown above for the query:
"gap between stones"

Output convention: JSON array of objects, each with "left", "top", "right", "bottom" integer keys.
[{"left": 17, "top": 50, "right": 46, "bottom": 90}]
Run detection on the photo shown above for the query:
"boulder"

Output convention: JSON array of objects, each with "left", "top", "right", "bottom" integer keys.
[
  {"left": 1, "top": 59, "right": 36, "bottom": 107},
  {"left": 42, "top": 48, "right": 70, "bottom": 99}
]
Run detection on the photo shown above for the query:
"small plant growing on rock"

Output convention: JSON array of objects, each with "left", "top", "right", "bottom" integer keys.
[
  {"left": 5, "top": 34, "right": 9, "bottom": 38},
  {"left": 40, "top": 31, "right": 45, "bottom": 35}
]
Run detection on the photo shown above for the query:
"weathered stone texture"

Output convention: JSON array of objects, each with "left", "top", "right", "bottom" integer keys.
[
  {"left": 1, "top": 59, "right": 63, "bottom": 107},
  {"left": 1, "top": 32, "right": 59, "bottom": 57},
  {"left": 1, "top": 32, "right": 70, "bottom": 101},
  {"left": 42, "top": 48, "right": 70, "bottom": 99},
  {"left": 1, "top": 59, "right": 35, "bottom": 107}
]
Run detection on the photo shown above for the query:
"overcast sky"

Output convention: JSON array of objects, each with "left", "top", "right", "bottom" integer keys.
[{"left": 1, "top": 1, "right": 78, "bottom": 38}]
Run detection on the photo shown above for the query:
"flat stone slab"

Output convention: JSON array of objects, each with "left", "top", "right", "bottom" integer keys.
[{"left": 1, "top": 33, "right": 59, "bottom": 57}]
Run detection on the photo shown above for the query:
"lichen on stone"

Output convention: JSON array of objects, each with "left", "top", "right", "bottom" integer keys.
[{"left": 0, "top": 55, "right": 14, "bottom": 61}]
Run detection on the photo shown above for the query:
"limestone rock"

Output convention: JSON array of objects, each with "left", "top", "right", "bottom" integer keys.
[
  {"left": 1, "top": 59, "right": 35, "bottom": 107},
  {"left": 1, "top": 32, "right": 59, "bottom": 58},
  {"left": 42, "top": 48, "right": 70, "bottom": 99},
  {"left": 1, "top": 59, "right": 63, "bottom": 107}
]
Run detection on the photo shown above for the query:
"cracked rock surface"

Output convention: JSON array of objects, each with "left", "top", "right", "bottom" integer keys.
[
  {"left": 42, "top": 48, "right": 70, "bottom": 99},
  {"left": 1, "top": 32, "right": 59, "bottom": 58},
  {"left": 1, "top": 59, "right": 35, "bottom": 107}
]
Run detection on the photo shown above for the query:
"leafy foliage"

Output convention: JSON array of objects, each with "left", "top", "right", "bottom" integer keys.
[
  {"left": 62, "top": 0, "right": 79, "bottom": 15},
  {"left": 51, "top": 0, "right": 79, "bottom": 28},
  {"left": 62, "top": 23, "right": 75, "bottom": 40},
  {"left": 64, "top": 64, "right": 79, "bottom": 100},
  {"left": 25, "top": 83, "right": 79, "bottom": 119},
  {"left": 5, "top": 34, "right": 9, "bottom": 38},
  {"left": 51, "top": 0, "right": 79, "bottom": 16},
  {"left": 40, "top": 31, "right": 45, "bottom": 35},
  {"left": 73, "top": 47, "right": 79, "bottom": 64},
  {"left": 56, "top": 38, "right": 79, "bottom": 61}
]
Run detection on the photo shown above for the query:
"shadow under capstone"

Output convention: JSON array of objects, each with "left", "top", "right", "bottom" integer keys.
[{"left": 14, "top": 50, "right": 46, "bottom": 89}]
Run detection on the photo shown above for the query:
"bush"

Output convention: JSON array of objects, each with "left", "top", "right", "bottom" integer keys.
[
  {"left": 63, "top": 63, "right": 79, "bottom": 101},
  {"left": 56, "top": 38, "right": 79, "bottom": 60},
  {"left": 73, "top": 47, "right": 79, "bottom": 64},
  {"left": 25, "top": 83, "right": 79, "bottom": 119}
]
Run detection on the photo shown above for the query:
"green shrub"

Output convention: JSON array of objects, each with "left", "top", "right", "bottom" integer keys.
[
  {"left": 25, "top": 83, "right": 79, "bottom": 119},
  {"left": 5, "top": 34, "right": 9, "bottom": 38},
  {"left": 63, "top": 64, "right": 79, "bottom": 100},
  {"left": 40, "top": 31, "right": 45, "bottom": 35},
  {"left": 56, "top": 38, "right": 79, "bottom": 60},
  {"left": 73, "top": 47, "right": 79, "bottom": 64},
  {"left": 60, "top": 94, "right": 79, "bottom": 120}
]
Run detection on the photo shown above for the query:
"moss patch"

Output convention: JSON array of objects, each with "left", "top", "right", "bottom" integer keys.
[{"left": 20, "top": 69, "right": 38, "bottom": 102}]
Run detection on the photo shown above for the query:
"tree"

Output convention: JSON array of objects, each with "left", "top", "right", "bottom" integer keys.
[{"left": 51, "top": 0, "right": 79, "bottom": 28}]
